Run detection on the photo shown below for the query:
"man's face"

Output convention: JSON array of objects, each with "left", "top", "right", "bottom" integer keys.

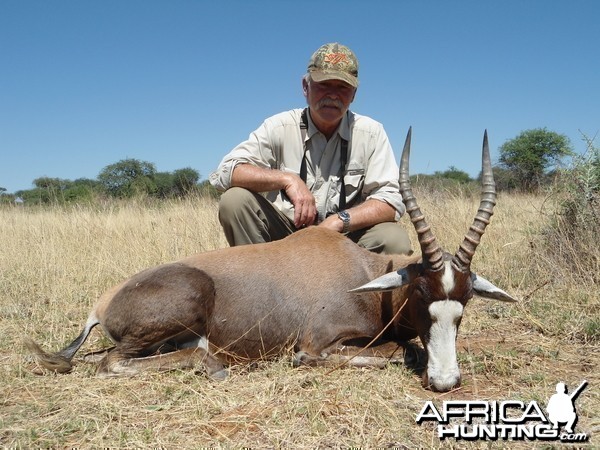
[{"left": 303, "top": 77, "right": 356, "bottom": 129}]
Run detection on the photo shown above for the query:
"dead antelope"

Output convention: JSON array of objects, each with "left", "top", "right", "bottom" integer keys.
[{"left": 26, "top": 129, "right": 516, "bottom": 392}]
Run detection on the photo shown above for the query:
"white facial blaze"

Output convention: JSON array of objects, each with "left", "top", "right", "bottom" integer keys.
[
  {"left": 427, "top": 300, "right": 463, "bottom": 391},
  {"left": 441, "top": 261, "right": 456, "bottom": 296}
]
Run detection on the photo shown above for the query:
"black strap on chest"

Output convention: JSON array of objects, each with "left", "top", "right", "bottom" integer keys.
[{"left": 299, "top": 108, "right": 348, "bottom": 210}]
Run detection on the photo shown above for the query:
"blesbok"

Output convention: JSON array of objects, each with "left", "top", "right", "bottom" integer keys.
[{"left": 26, "top": 129, "right": 516, "bottom": 392}]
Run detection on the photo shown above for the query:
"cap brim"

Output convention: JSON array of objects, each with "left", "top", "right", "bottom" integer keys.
[{"left": 309, "top": 70, "right": 358, "bottom": 88}]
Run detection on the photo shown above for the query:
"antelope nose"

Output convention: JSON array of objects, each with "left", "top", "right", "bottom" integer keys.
[{"left": 423, "top": 372, "right": 462, "bottom": 392}]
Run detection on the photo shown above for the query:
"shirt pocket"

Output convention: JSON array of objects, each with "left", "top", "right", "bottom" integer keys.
[
  {"left": 323, "top": 168, "right": 366, "bottom": 218},
  {"left": 343, "top": 168, "right": 365, "bottom": 198}
]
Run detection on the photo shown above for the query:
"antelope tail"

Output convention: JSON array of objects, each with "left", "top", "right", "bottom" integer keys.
[
  {"left": 24, "top": 316, "right": 100, "bottom": 374},
  {"left": 24, "top": 337, "right": 74, "bottom": 374}
]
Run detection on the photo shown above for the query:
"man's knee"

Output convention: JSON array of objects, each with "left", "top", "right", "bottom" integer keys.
[
  {"left": 217, "top": 188, "right": 268, "bottom": 246},
  {"left": 387, "top": 226, "right": 413, "bottom": 255},
  {"left": 356, "top": 222, "right": 413, "bottom": 255},
  {"left": 218, "top": 188, "right": 295, "bottom": 246},
  {"left": 218, "top": 187, "right": 256, "bottom": 221}
]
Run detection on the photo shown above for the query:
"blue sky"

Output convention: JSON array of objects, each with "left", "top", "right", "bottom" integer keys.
[{"left": 1, "top": 1, "right": 598, "bottom": 193}]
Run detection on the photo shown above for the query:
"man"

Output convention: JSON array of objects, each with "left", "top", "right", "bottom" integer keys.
[{"left": 209, "top": 43, "right": 411, "bottom": 255}]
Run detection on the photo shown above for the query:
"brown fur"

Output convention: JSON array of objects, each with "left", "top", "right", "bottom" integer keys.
[
  {"left": 28, "top": 227, "right": 421, "bottom": 379},
  {"left": 26, "top": 131, "right": 514, "bottom": 392}
]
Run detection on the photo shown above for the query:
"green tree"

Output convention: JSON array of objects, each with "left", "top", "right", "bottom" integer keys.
[
  {"left": 434, "top": 166, "right": 472, "bottom": 184},
  {"left": 98, "top": 159, "right": 157, "bottom": 198},
  {"left": 32, "top": 177, "right": 72, "bottom": 203},
  {"left": 489, "top": 166, "right": 519, "bottom": 191},
  {"left": 33, "top": 177, "right": 70, "bottom": 190},
  {"left": 153, "top": 172, "right": 175, "bottom": 198},
  {"left": 498, "top": 128, "right": 573, "bottom": 191},
  {"left": 197, "top": 179, "right": 220, "bottom": 199},
  {"left": 63, "top": 178, "right": 100, "bottom": 202},
  {"left": 18, "top": 188, "right": 46, "bottom": 205},
  {"left": 0, "top": 187, "right": 11, "bottom": 205},
  {"left": 173, "top": 167, "right": 200, "bottom": 195}
]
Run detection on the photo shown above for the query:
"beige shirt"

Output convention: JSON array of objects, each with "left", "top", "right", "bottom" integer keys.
[{"left": 209, "top": 108, "right": 405, "bottom": 223}]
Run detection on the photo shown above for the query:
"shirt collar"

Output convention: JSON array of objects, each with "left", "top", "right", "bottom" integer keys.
[{"left": 306, "top": 109, "right": 352, "bottom": 141}]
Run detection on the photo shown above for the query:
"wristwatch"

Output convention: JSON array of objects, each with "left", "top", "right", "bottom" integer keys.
[{"left": 337, "top": 210, "right": 351, "bottom": 233}]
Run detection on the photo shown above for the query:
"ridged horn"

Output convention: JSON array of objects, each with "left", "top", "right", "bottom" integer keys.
[
  {"left": 453, "top": 130, "right": 497, "bottom": 271},
  {"left": 399, "top": 127, "right": 444, "bottom": 271}
]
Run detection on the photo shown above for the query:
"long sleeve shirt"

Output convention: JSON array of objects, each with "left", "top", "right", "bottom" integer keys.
[{"left": 209, "top": 108, "right": 405, "bottom": 223}]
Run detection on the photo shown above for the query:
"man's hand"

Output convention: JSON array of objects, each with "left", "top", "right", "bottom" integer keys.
[
  {"left": 319, "top": 213, "right": 344, "bottom": 232},
  {"left": 283, "top": 174, "right": 317, "bottom": 228},
  {"left": 231, "top": 164, "right": 317, "bottom": 228},
  {"left": 317, "top": 199, "right": 398, "bottom": 234}
]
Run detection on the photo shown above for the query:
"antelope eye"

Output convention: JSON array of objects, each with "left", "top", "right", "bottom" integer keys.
[{"left": 413, "top": 283, "right": 427, "bottom": 297}]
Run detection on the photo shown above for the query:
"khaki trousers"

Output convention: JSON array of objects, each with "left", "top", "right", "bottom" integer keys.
[{"left": 218, "top": 187, "right": 412, "bottom": 255}]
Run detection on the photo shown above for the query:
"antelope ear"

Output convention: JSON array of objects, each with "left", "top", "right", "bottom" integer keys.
[
  {"left": 349, "top": 267, "right": 413, "bottom": 293},
  {"left": 471, "top": 273, "right": 517, "bottom": 302}
]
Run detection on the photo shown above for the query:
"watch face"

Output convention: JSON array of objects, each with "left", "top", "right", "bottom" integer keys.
[{"left": 338, "top": 211, "right": 351, "bottom": 233}]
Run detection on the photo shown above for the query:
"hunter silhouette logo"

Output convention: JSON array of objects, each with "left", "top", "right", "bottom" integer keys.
[
  {"left": 546, "top": 380, "right": 587, "bottom": 434},
  {"left": 416, "top": 380, "right": 589, "bottom": 442}
]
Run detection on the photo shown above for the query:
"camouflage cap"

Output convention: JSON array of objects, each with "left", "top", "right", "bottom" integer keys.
[{"left": 307, "top": 43, "right": 359, "bottom": 88}]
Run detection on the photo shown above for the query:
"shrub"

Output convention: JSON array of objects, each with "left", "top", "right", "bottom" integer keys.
[{"left": 540, "top": 134, "right": 599, "bottom": 283}]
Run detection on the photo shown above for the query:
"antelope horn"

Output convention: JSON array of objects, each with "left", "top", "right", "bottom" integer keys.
[
  {"left": 453, "top": 130, "right": 497, "bottom": 271},
  {"left": 399, "top": 127, "right": 444, "bottom": 271}
]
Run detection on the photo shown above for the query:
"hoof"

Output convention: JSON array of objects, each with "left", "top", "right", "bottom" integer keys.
[
  {"left": 208, "top": 368, "right": 229, "bottom": 381},
  {"left": 293, "top": 351, "right": 309, "bottom": 367}
]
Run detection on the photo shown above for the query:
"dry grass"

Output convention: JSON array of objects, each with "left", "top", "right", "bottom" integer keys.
[{"left": 1, "top": 193, "right": 598, "bottom": 448}]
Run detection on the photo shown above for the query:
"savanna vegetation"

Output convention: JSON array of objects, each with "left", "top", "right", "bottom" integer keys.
[
  {"left": 1, "top": 130, "right": 597, "bottom": 447},
  {"left": 0, "top": 128, "right": 576, "bottom": 206},
  {"left": 1, "top": 159, "right": 598, "bottom": 447},
  {"left": 0, "top": 158, "right": 219, "bottom": 206}
]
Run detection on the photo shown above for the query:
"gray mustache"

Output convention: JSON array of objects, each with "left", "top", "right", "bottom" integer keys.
[{"left": 317, "top": 98, "right": 343, "bottom": 109}]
